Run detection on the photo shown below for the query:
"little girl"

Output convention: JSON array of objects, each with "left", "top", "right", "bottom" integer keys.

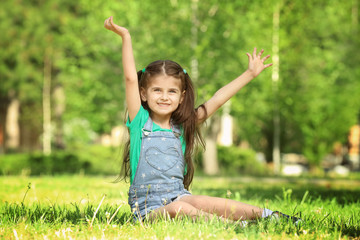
[{"left": 104, "top": 16, "right": 300, "bottom": 224}]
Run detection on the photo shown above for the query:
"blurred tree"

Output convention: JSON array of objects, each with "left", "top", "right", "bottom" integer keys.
[
  {"left": 0, "top": 0, "right": 55, "bottom": 151},
  {"left": 194, "top": 1, "right": 259, "bottom": 174},
  {"left": 0, "top": 0, "right": 359, "bottom": 174},
  {"left": 222, "top": 0, "right": 360, "bottom": 171},
  {"left": 0, "top": 0, "right": 129, "bottom": 150},
  {"left": 278, "top": 0, "right": 360, "bottom": 170},
  {"left": 221, "top": 0, "right": 275, "bottom": 162}
]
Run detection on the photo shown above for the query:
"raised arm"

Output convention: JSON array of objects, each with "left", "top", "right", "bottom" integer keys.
[
  {"left": 197, "top": 48, "right": 272, "bottom": 123},
  {"left": 104, "top": 16, "right": 141, "bottom": 121}
]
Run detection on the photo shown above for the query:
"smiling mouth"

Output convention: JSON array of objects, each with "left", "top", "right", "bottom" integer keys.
[{"left": 158, "top": 103, "right": 170, "bottom": 107}]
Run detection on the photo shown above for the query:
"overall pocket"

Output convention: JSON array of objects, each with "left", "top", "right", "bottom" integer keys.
[{"left": 145, "top": 146, "right": 180, "bottom": 172}]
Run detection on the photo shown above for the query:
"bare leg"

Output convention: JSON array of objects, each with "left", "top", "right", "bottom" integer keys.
[
  {"left": 146, "top": 195, "right": 262, "bottom": 222},
  {"left": 179, "top": 195, "right": 263, "bottom": 221},
  {"left": 146, "top": 200, "right": 217, "bottom": 222}
]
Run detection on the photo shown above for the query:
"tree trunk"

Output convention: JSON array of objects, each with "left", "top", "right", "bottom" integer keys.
[
  {"left": 203, "top": 116, "right": 220, "bottom": 175},
  {"left": 191, "top": 0, "right": 219, "bottom": 175},
  {"left": 0, "top": 122, "right": 3, "bottom": 154},
  {"left": 0, "top": 97, "right": 9, "bottom": 153},
  {"left": 352, "top": 0, "right": 359, "bottom": 169},
  {"left": 5, "top": 91, "right": 20, "bottom": 150},
  {"left": 272, "top": 1, "right": 281, "bottom": 175},
  {"left": 43, "top": 49, "right": 52, "bottom": 155},
  {"left": 218, "top": 101, "right": 233, "bottom": 146},
  {"left": 191, "top": 0, "right": 199, "bottom": 82},
  {"left": 53, "top": 84, "right": 65, "bottom": 149}
]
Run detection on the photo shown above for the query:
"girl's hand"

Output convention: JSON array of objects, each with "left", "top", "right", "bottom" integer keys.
[
  {"left": 246, "top": 48, "right": 272, "bottom": 78},
  {"left": 104, "top": 16, "right": 129, "bottom": 37}
]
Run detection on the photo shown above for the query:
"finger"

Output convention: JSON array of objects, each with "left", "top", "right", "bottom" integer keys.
[
  {"left": 262, "top": 54, "right": 271, "bottom": 62},
  {"left": 246, "top": 53, "right": 252, "bottom": 61},
  {"left": 252, "top": 47, "right": 257, "bottom": 58},
  {"left": 109, "top": 16, "right": 114, "bottom": 27},
  {"left": 104, "top": 19, "right": 110, "bottom": 28},
  {"left": 264, "top": 63, "right": 273, "bottom": 68},
  {"left": 258, "top": 49, "right": 264, "bottom": 58}
]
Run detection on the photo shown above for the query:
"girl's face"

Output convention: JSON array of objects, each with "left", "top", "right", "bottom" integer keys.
[{"left": 141, "top": 74, "right": 184, "bottom": 123}]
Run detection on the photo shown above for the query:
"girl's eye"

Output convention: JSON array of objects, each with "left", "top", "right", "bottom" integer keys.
[{"left": 154, "top": 89, "right": 161, "bottom": 92}]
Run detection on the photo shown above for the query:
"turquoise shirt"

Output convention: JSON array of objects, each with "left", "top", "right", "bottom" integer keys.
[{"left": 126, "top": 106, "right": 186, "bottom": 184}]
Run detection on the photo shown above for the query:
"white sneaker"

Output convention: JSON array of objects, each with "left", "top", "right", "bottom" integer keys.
[{"left": 270, "top": 211, "right": 303, "bottom": 226}]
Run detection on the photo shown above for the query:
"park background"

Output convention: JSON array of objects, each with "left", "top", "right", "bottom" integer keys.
[
  {"left": 0, "top": 0, "right": 360, "bottom": 239},
  {"left": 1, "top": 0, "right": 360, "bottom": 239},
  {"left": 1, "top": 0, "right": 359, "bottom": 177}
]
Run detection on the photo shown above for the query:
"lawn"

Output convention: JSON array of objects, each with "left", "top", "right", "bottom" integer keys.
[{"left": 1, "top": 175, "right": 359, "bottom": 239}]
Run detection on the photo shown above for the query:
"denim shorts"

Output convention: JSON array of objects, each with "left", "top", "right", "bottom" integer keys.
[{"left": 128, "top": 181, "right": 191, "bottom": 221}]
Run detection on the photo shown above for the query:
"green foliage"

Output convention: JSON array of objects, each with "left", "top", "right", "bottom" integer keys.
[
  {"left": 0, "top": 153, "right": 29, "bottom": 175},
  {"left": 1, "top": 0, "right": 359, "bottom": 169},
  {"left": 63, "top": 118, "right": 98, "bottom": 145},
  {"left": 72, "top": 145, "right": 122, "bottom": 175},
  {"left": 230, "top": 0, "right": 360, "bottom": 166},
  {"left": 276, "top": 0, "right": 360, "bottom": 166},
  {"left": 0, "top": 152, "right": 83, "bottom": 175},
  {"left": 217, "top": 146, "right": 266, "bottom": 175},
  {"left": 0, "top": 146, "right": 121, "bottom": 176},
  {"left": 29, "top": 152, "right": 83, "bottom": 175}
]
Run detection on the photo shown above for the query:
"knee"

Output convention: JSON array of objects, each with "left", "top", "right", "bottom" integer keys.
[
  {"left": 166, "top": 201, "right": 196, "bottom": 218},
  {"left": 183, "top": 195, "right": 208, "bottom": 209}
]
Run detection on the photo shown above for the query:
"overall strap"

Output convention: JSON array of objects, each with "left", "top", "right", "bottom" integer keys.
[
  {"left": 142, "top": 117, "right": 182, "bottom": 138},
  {"left": 142, "top": 117, "right": 153, "bottom": 136},
  {"left": 172, "top": 122, "right": 182, "bottom": 138}
]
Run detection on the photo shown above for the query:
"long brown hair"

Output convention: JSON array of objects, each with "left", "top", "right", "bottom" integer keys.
[{"left": 119, "top": 60, "right": 206, "bottom": 190}]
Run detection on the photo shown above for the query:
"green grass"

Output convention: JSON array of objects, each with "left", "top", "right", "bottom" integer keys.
[{"left": 1, "top": 175, "right": 360, "bottom": 239}]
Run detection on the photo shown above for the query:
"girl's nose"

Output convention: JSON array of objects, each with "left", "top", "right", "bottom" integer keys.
[{"left": 161, "top": 92, "right": 169, "bottom": 100}]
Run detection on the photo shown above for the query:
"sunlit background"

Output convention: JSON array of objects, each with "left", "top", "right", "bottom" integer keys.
[{"left": 0, "top": 0, "right": 359, "bottom": 178}]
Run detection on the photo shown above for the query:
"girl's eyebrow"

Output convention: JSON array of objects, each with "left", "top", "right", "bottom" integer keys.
[
  {"left": 149, "top": 86, "right": 161, "bottom": 90},
  {"left": 169, "top": 88, "right": 180, "bottom": 91},
  {"left": 150, "top": 86, "right": 180, "bottom": 91}
]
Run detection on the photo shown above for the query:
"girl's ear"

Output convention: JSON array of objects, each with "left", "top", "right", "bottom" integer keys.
[
  {"left": 179, "top": 90, "right": 186, "bottom": 104},
  {"left": 140, "top": 87, "right": 147, "bottom": 102}
]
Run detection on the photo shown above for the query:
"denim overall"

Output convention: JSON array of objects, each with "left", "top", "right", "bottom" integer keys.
[{"left": 128, "top": 117, "right": 191, "bottom": 220}]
